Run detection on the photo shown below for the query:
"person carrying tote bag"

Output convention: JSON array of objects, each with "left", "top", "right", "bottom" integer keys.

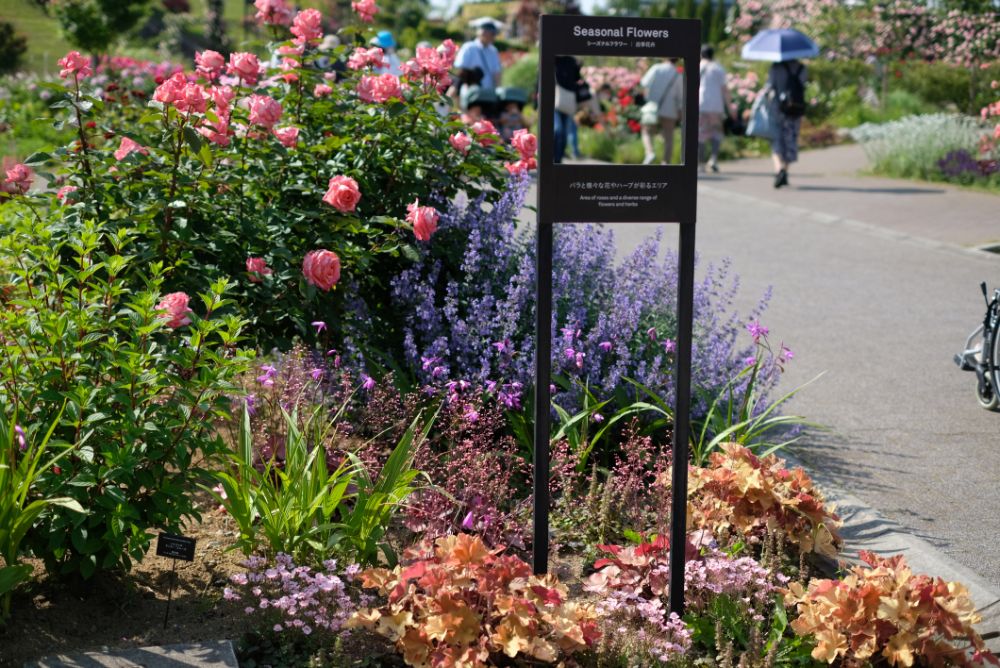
[
  {"left": 746, "top": 87, "right": 776, "bottom": 140},
  {"left": 639, "top": 58, "right": 683, "bottom": 165}
]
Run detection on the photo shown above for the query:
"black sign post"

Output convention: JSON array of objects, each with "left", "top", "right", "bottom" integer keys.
[
  {"left": 156, "top": 532, "right": 196, "bottom": 629},
  {"left": 534, "top": 14, "right": 699, "bottom": 617}
]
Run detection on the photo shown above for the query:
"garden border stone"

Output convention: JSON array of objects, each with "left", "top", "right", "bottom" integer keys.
[
  {"left": 26, "top": 640, "right": 238, "bottom": 668},
  {"left": 785, "top": 450, "right": 1000, "bottom": 652}
]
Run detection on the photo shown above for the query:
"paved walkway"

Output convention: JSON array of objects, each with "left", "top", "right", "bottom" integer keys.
[{"left": 545, "top": 142, "right": 1000, "bottom": 643}]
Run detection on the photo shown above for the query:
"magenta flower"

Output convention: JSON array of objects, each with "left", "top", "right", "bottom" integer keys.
[
  {"left": 310, "top": 368, "right": 324, "bottom": 380},
  {"left": 746, "top": 320, "right": 769, "bottom": 343},
  {"left": 780, "top": 343, "right": 794, "bottom": 362},
  {"left": 312, "top": 320, "right": 327, "bottom": 333},
  {"left": 663, "top": 338, "right": 676, "bottom": 353},
  {"left": 14, "top": 424, "right": 26, "bottom": 451},
  {"left": 599, "top": 341, "right": 613, "bottom": 352},
  {"left": 361, "top": 375, "right": 376, "bottom": 391},
  {"left": 647, "top": 327, "right": 657, "bottom": 341},
  {"left": 461, "top": 511, "right": 475, "bottom": 530},
  {"left": 592, "top": 413, "right": 605, "bottom": 423}
]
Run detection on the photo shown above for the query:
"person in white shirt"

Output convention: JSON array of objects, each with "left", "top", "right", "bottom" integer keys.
[
  {"left": 373, "top": 30, "right": 403, "bottom": 77},
  {"left": 639, "top": 58, "right": 684, "bottom": 165},
  {"left": 698, "top": 45, "right": 734, "bottom": 173},
  {"left": 455, "top": 21, "right": 503, "bottom": 95}
]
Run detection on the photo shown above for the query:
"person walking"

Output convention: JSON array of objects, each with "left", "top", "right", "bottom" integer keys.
[
  {"left": 767, "top": 58, "right": 807, "bottom": 188},
  {"left": 553, "top": 54, "right": 584, "bottom": 164},
  {"left": 698, "top": 45, "right": 734, "bottom": 173},
  {"left": 455, "top": 20, "right": 503, "bottom": 96},
  {"left": 639, "top": 58, "right": 684, "bottom": 165}
]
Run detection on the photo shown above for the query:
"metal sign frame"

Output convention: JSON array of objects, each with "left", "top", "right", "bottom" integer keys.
[{"left": 534, "top": 14, "right": 700, "bottom": 617}]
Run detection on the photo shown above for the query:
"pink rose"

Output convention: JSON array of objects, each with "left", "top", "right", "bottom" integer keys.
[
  {"left": 58, "top": 51, "right": 92, "bottom": 80},
  {"left": 470, "top": 119, "right": 499, "bottom": 146},
  {"left": 195, "top": 50, "right": 225, "bottom": 79},
  {"left": 3, "top": 163, "right": 33, "bottom": 195},
  {"left": 302, "top": 250, "right": 341, "bottom": 291},
  {"left": 228, "top": 52, "right": 261, "bottom": 85},
  {"left": 246, "top": 257, "right": 272, "bottom": 282},
  {"left": 114, "top": 136, "right": 149, "bottom": 161},
  {"left": 273, "top": 125, "right": 299, "bottom": 148},
  {"left": 174, "top": 83, "right": 207, "bottom": 113},
  {"left": 291, "top": 8, "right": 323, "bottom": 44},
  {"left": 153, "top": 72, "right": 186, "bottom": 105},
  {"left": 56, "top": 185, "right": 78, "bottom": 202},
  {"left": 449, "top": 132, "right": 472, "bottom": 154},
  {"left": 313, "top": 83, "right": 333, "bottom": 97},
  {"left": 323, "top": 175, "right": 361, "bottom": 213},
  {"left": 510, "top": 129, "right": 537, "bottom": 160},
  {"left": 437, "top": 39, "right": 458, "bottom": 67},
  {"left": 504, "top": 157, "right": 537, "bottom": 174},
  {"left": 356, "top": 74, "right": 402, "bottom": 103},
  {"left": 351, "top": 0, "right": 379, "bottom": 23},
  {"left": 247, "top": 94, "right": 282, "bottom": 128},
  {"left": 347, "top": 47, "right": 385, "bottom": 71},
  {"left": 156, "top": 292, "right": 193, "bottom": 328},
  {"left": 406, "top": 199, "right": 439, "bottom": 242},
  {"left": 254, "top": 0, "right": 293, "bottom": 26}
]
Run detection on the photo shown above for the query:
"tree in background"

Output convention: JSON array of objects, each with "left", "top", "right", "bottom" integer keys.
[
  {"left": 36, "top": 0, "right": 154, "bottom": 55},
  {"left": 0, "top": 21, "right": 28, "bottom": 75},
  {"left": 204, "top": 0, "right": 229, "bottom": 51}
]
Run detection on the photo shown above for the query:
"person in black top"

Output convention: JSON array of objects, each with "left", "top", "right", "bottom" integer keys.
[
  {"left": 767, "top": 59, "right": 807, "bottom": 188},
  {"left": 553, "top": 55, "right": 583, "bottom": 164}
]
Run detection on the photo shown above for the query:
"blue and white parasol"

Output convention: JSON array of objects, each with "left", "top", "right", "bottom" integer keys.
[{"left": 741, "top": 28, "right": 820, "bottom": 62}]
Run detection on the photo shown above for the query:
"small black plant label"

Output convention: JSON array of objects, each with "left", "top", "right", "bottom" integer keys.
[{"left": 156, "top": 532, "right": 196, "bottom": 562}]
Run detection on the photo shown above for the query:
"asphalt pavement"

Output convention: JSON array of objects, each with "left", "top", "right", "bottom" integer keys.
[{"left": 530, "top": 143, "right": 1000, "bottom": 590}]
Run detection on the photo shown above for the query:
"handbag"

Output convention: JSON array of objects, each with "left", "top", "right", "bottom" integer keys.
[
  {"left": 555, "top": 84, "right": 578, "bottom": 115},
  {"left": 746, "top": 91, "right": 776, "bottom": 139},
  {"left": 639, "top": 100, "right": 659, "bottom": 126}
]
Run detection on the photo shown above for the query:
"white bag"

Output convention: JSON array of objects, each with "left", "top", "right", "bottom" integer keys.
[
  {"left": 746, "top": 90, "right": 776, "bottom": 139},
  {"left": 555, "top": 84, "right": 578, "bottom": 115}
]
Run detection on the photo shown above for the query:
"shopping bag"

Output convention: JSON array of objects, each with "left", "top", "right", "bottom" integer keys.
[
  {"left": 746, "top": 92, "right": 775, "bottom": 139},
  {"left": 555, "top": 84, "right": 578, "bottom": 115}
]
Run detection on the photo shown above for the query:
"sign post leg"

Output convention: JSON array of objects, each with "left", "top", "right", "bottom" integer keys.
[
  {"left": 163, "top": 557, "right": 178, "bottom": 630},
  {"left": 533, "top": 220, "right": 553, "bottom": 575},
  {"left": 668, "top": 222, "right": 696, "bottom": 616}
]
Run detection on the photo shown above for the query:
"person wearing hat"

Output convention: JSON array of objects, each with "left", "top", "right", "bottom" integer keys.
[
  {"left": 455, "top": 20, "right": 503, "bottom": 95},
  {"left": 373, "top": 30, "right": 403, "bottom": 76}
]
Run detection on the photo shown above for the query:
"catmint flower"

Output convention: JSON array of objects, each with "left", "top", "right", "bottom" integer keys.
[{"left": 311, "top": 320, "right": 327, "bottom": 333}]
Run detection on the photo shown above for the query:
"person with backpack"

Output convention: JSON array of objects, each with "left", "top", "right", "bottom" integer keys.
[{"left": 767, "top": 58, "right": 807, "bottom": 188}]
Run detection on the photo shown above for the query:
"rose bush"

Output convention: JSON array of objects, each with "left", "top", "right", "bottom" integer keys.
[{"left": 10, "top": 11, "right": 515, "bottom": 350}]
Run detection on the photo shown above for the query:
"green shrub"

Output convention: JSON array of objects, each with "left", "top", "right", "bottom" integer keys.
[
  {"left": 849, "top": 113, "right": 988, "bottom": 181},
  {"left": 0, "top": 21, "right": 28, "bottom": 76},
  {"left": 0, "top": 216, "right": 252, "bottom": 580},
  {"left": 502, "top": 51, "right": 539, "bottom": 93},
  {"left": 890, "top": 60, "right": 1000, "bottom": 115}
]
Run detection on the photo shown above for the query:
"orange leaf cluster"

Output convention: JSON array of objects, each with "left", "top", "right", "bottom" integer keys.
[
  {"left": 786, "top": 551, "right": 999, "bottom": 667},
  {"left": 350, "top": 534, "right": 601, "bottom": 668},
  {"left": 661, "top": 442, "right": 842, "bottom": 558}
]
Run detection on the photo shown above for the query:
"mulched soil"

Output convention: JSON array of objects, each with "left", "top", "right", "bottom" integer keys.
[{"left": 1, "top": 493, "right": 248, "bottom": 667}]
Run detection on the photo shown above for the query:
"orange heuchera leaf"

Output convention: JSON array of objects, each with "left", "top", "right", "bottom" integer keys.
[
  {"left": 788, "top": 552, "right": 998, "bottom": 667},
  {"left": 352, "top": 533, "right": 599, "bottom": 668}
]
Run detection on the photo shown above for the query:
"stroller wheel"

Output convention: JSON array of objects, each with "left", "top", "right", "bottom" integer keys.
[{"left": 976, "top": 377, "right": 1000, "bottom": 411}]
